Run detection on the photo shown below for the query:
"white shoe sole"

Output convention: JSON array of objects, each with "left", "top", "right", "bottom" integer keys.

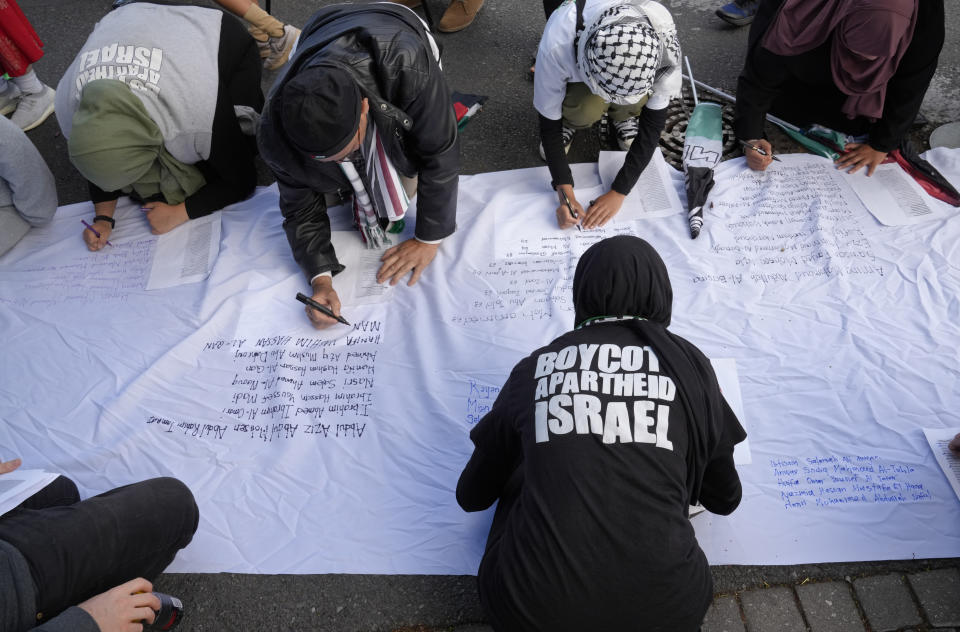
[{"left": 18, "top": 100, "right": 55, "bottom": 132}]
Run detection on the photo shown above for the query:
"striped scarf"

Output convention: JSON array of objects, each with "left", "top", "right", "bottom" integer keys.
[{"left": 339, "top": 120, "right": 410, "bottom": 249}]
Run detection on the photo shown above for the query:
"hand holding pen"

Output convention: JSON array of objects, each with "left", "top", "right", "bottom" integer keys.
[
  {"left": 740, "top": 138, "right": 780, "bottom": 171},
  {"left": 296, "top": 290, "right": 350, "bottom": 327},
  {"left": 81, "top": 219, "right": 113, "bottom": 250},
  {"left": 555, "top": 185, "right": 583, "bottom": 231}
]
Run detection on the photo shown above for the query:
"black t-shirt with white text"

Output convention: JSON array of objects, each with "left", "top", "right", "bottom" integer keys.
[{"left": 458, "top": 321, "right": 745, "bottom": 632}]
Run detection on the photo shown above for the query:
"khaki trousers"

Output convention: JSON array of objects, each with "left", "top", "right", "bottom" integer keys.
[{"left": 561, "top": 82, "right": 650, "bottom": 129}]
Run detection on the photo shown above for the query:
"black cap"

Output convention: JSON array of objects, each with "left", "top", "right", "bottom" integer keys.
[{"left": 280, "top": 65, "right": 361, "bottom": 159}]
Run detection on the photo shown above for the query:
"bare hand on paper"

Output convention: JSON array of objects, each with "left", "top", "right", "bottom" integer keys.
[
  {"left": 554, "top": 185, "right": 583, "bottom": 230},
  {"left": 0, "top": 457, "right": 22, "bottom": 475},
  {"left": 78, "top": 578, "right": 161, "bottom": 632},
  {"left": 950, "top": 433, "right": 960, "bottom": 453},
  {"left": 377, "top": 238, "right": 439, "bottom": 286},
  {"left": 143, "top": 202, "right": 189, "bottom": 234},
  {"left": 83, "top": 219, "right": 114, "bottom": 251},
  {"left": 583, "top": 190, "right": 625, "bottom": 229},
  {"left": 743, "top": 138, "right": 773, "bottom": 171},
  {"left": 835, "top": 143, "right": 887, "bottom": 176},
  {"left": 306, "top": 276, "right": 343, "bottom": 329}
]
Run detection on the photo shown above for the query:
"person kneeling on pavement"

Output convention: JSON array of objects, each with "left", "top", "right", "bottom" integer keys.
[
  {"left": 56, "top": 0, "right": 264, "bottom": 251},
  {"left": 0, "top": 457, "right": 198, "bottom": 632},
  {"left": 0, "top": 115, "right": 57, "bottom": 257},
  {"left": 458, "top": 235, "right": 747, "bottom": 632},
  {"left": 535, "top": 0, "right": 681, "bottom": 229},
  {"left": 258, "top": 3, "right": 459, "bottom": 329}
]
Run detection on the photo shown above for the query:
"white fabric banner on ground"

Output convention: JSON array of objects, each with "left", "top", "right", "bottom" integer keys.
[{"left": 1, "top": 154, "right": 958, "bottom": 573}]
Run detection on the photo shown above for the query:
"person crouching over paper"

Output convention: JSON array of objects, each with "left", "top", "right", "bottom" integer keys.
[
  {"left": 55, "top": 1, "right": 264, "bottom": 251},
  {"left": 735, "top": 0, "right": 944, "bottom": 175},
  {"left": 257, "top": 3, "right": 460, "bottom": 329},
  {"left": 535, "top": 0, "right": 681, "bottom": 230},
  {"left": 457, "top": 235, "right": 746, "bottom": 632}
]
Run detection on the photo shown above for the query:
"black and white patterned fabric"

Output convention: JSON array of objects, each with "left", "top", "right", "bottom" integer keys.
[{"left": 576, "top": 3, "right": 666, "bottom": 105}]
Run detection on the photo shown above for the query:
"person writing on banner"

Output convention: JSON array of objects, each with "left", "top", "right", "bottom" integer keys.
[
  {"left": 0, "top": 457, "right": 198, "bottom": 632},
  {"left": 258, "top": 3, "right": 459, "bottom": 329},
  {"left": 735, "top": 0, "right": 945, "bottom": 176},
  {"left": 55, "top": 0, "right": 264, "bottom": 251},
  {"left": 535, "top": 0, "right": 681, "bottom": 230},
  {"left": 457, "top": 235, "right": 746, "bottom": 632}
]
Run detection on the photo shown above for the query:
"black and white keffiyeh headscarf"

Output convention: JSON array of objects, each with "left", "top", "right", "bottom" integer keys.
[{"left": 577, "top": 4, "right": 663, "bottom": 105}]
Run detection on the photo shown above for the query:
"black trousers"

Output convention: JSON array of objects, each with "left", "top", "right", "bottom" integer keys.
[
  {"left": 543, "top": 0, "right": 563, "bottom": 20},
  {"left": 543, "top": 0, "right": 563, "bottom": 18},
  {"left": 0, "top": 476, "right": 198, "bottom": 621}
]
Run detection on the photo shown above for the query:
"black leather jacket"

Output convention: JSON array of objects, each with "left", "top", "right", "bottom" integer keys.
[{"left": 258, "top": 3, "right": 460, "bottom": 279}]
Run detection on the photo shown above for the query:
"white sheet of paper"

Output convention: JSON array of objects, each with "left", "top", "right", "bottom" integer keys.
[
  {"left": 493, "top": 184, "right": 638, "bottom": 261},
  {"left": 146, "top": 213, "right": 221, "bottom": 290},
  {"left": 0, "top": 469, "right": 59, "bottom": 518},
  {"left": 842, "top": 162, "right": 945, "bottom": 226},
  {"left": 711, "top": 358, "right": 751, "bottom": 465},
  {"left": 923, "top": 428, "right": 960, "bottom": 503},
  {"left": 598, "top": 149, "right": 685, "bottom": 220},
  {"left": 328, "top": 231, "right": 394, "bottom": 305}
]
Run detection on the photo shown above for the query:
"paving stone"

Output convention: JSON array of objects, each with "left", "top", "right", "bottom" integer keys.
[
  {"left": 796, "top": 581, "right": 865, "bottom": 632},
  {"left": 740, "top": 586, "right": 806, "bottom": 632},
  {"left": 702, "top": 595, "right": 745, "bottom": 632},
  {"left": 852, "top": 574, "right": 921, "bottom": 632},
  {"left": 908, "top": 568, "right": 960, "bottom": 627}
]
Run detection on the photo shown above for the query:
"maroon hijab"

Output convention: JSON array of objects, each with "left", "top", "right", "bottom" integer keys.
[{"left": 762, "top": 0, "right": 918, "bottom": 121}]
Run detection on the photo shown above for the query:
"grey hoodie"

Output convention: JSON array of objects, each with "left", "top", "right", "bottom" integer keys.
[{"left": 55, "top": 2, "right": 221, "bottom": 165}]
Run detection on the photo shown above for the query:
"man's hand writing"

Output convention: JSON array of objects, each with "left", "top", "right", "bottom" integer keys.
[{"left": 305, "top": 276, "right": 343, "bottom": 329}]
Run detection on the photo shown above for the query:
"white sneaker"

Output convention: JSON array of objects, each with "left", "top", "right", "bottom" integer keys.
[
  {"left": 538, "top": 124, "right": 576, "bottom": 160},
  {"left": 11, "top": 84, "right": 55, "bottom": 131},
  {"left": 261, "top": 24, "right": 300, "bottom": 71},
  {"left": 613, "top": 116, "right": 639, "bottom": 151},
  {"left": 0, "top": 84, "right": 21, "bottom": 117}
]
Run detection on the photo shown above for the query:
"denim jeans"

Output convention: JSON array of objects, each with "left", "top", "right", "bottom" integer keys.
[{"left": 0, "top": 476, "right": 198, "bottom": 621}]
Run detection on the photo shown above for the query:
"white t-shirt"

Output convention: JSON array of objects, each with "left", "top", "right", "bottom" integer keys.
[{"left": 533, "top": 0, "right": 681, "bottom": 120}]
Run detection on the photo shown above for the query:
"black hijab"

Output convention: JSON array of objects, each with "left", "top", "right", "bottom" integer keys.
[
  {"left": 573, "top": 235, "right": 673, "bottom": 327},
  {"left": 571, "top": 236, "right": 743, "bottom": 504}
]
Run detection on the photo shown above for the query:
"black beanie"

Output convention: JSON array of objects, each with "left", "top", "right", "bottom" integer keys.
[{"left": 280, "top": 65, "right": 361, "bottom": 158}]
